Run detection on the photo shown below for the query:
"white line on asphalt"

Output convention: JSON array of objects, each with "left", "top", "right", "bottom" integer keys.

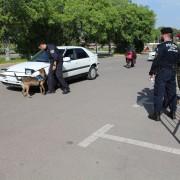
[
  {"left": 132, "top": 104, "right": 141, "bottom": 108},
  {"left": 78, "top": 124, "right": 114, "bottom": 148},
  {"left": 78, "top": 124, "right": 180, "bottom": 155},
  {"left": 101, "top": 134, "right": 180, "bottom": 155}
]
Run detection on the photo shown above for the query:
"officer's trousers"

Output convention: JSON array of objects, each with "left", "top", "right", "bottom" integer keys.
[
  {"left": 47, "top": 63, "right": 56, "bottom": 92},
  {"left": 47, "top": 61, "right": 69, "bottom": 91},
  {"left": 154, "top": 68, "right": 177, "bottom": 113},
  {"left": 55, "top": 61, "right": 69, "bottom": 90}
]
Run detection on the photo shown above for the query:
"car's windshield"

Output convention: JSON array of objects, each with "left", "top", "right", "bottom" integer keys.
[
  {"left": 31, "top": 50, "right": 49, "bottom": 62},
  {"left": 31, "top": 49, "right": 65, "bottom": 62}
]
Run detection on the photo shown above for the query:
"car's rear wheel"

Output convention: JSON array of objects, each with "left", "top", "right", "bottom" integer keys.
[{"left": 87, "top": 66, "right": 97, "bottom": 80}]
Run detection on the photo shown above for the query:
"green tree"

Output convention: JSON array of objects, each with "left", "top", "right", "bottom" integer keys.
[
  {"left": 4, "top": 0, "right": 66, "bottom": 55},
  {"left": 1, "top": 0, "right": 156, "bottom": 55},
  {"left": 113, "top": 2, "right": 155, "bottom": 52}
]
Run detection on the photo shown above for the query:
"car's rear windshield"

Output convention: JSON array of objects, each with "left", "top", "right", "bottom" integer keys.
[{"left": 31, "top": 49, "right": 65, "bottom": 62}]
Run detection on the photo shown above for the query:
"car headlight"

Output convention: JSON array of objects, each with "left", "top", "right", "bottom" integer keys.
[
  {"left": 25, "top": 68, "right": 35, "bottom": 75},
  {"left": 17, "top": 76, "right": 22, "bottom": 80}
]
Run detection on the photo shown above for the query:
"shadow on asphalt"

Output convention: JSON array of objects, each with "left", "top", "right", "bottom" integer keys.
[
  {"left": 137, "top": 87, "right": 180, "bottom": 144},
  {"left": 7, "top": 86, "right": 21, "bottom": 92},
  {"left": 161, "top": 115, "right": 180, "bottom": 144},
  {"left": 6, "top": 74, "right": 100, "bottom": 96},
  {"left": 137, "top": 87, "right": 154, "bottom": 114},
  {"left": 7, "top": 86, "right": 43, "bottom": 97}
]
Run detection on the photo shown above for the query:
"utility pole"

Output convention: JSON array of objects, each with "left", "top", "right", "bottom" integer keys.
[{"left": 3, "top": 0, "right": 10, "bottom": 61}]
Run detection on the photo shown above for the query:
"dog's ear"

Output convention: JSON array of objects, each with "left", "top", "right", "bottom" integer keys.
[
  {"left": 39, "top": 68, "right": 46, "bottom": 75},
  {"left": 39, "top": 68, "right": 43, "bottom": 73}
]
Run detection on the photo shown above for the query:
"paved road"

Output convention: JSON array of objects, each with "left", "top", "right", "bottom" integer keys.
[{"left": 0, "top": 55, "right": 180, "bottom": 180}]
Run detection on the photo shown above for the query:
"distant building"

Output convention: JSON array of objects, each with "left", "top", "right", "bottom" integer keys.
[{"left": 144, "top": 43, "right": 159, "bottom": 52}]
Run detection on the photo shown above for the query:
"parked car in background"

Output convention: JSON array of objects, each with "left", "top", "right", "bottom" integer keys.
[
  {"left": 0, "top": 46, "right": 99, "bottom": 87},
  {"left": 148, "top": 50, "right": 156, "bottom": 61}
]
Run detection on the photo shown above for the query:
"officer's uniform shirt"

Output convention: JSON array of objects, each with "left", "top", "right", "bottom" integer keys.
[
  {"left": 45, "top": 44, "right": 67, "bottom": 91},
  {"left": 45, "top": 44, "right": 68, "bottom": 91},
  {"left": 45, "top": 44, "right": 62, "bottom": 64},
  {"left": 149, "top": 41, "right": 180, "bottom": 75}
]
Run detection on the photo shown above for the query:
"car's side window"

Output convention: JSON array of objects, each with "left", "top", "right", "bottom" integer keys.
[
  {"left": 64, "top": 49, "right": 76, "bottom": 60},
  {"left": 75, "top": 48, "right": 89, "bottom": 59}
]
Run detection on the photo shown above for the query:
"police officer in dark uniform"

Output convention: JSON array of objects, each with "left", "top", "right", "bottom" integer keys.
[
  {"left": 39, "top": 41, "right": 70, "bottom": 94},
  {"left": 148, "top": 27, "right": 180, "bottom": 121}
]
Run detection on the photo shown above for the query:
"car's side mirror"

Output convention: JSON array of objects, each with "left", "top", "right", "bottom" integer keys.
[{"left": 63, "top": 57, "right": 71, "bottom": 62}]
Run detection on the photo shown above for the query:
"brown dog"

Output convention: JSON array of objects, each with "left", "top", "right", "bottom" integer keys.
[{"left": 21, "top": 68, "right": 46, "bottom": 97}]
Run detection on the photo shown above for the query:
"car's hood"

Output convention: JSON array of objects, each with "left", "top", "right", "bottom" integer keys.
[{"left": 7, "top": 61, "right": 49, "bottom": 72}]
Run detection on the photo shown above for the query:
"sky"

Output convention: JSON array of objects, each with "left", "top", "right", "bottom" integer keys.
[{"left": 131, "top": 0, "right": 180, "bottom": 29}]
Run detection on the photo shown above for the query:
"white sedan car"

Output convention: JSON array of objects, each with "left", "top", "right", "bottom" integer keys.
[
  {"left": 148, "top": 51, "right": 156, "bottom": 61},
  {"left": 0, "top": 46, "right": 99, "bottom": 87}
]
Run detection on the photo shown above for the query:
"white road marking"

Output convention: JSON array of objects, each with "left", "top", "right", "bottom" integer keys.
[
  {"left": 132, "top": 104, "right": 141, "bottom": 108},
  {"left": 101, "top": 134, "right": 180, "bottom": 155},
  {"left": 78, "top": 124, "right": 114, "bottom": 148},
  {"left": 78, "top": 124, "right": 180, "bottom": 155}
]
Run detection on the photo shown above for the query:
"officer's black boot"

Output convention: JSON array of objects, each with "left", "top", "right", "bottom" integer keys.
[
  {"left": 46, "top": 90, "right": 55, "bottom": 94},
  {"left": 62, "top": 87, "right": 70, "bottom": 94},
  {"left": 148, "top": 112, "right": 161, "bottom": 121},
  {"left": 169, "top": 111, "right": 176, "bottom": 120}
]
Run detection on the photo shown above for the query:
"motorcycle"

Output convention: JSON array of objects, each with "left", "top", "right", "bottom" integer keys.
[{"left": 125, "top": 49, "right": 137, "bottom": 68}]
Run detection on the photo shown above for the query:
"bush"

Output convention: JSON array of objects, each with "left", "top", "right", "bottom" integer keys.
[{"left": 0, "top": 58, "right": 26, "bottom": 64}]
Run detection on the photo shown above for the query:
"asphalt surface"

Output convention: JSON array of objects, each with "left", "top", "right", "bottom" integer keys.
[{"left": 0, "top": 55, "right": 180, "bottom": 180}]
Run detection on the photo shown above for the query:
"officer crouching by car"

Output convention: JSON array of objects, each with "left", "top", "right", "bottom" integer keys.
[
  {"left": 148, "top": 27, "right": 180, "bottom": 121},
  {"left": 39, "top": 41, "right": 70, "bottom": 94}
]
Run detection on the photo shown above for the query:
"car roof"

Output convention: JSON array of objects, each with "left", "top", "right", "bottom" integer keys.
[
  {"left": 56, "top": 46, "right": 96, "bottom": 56},
  {"left": 57, "top": 46, "right": 85, "bottom": 50}
]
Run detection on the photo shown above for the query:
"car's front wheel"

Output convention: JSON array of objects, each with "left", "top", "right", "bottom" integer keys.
[{"left": 87, "top": 66, "right": 97, "bottom": 80}]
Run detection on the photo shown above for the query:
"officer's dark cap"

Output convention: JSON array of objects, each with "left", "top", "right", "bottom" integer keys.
[{"left": 161, "top": 27, "right": 173, "bottom": 34}]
